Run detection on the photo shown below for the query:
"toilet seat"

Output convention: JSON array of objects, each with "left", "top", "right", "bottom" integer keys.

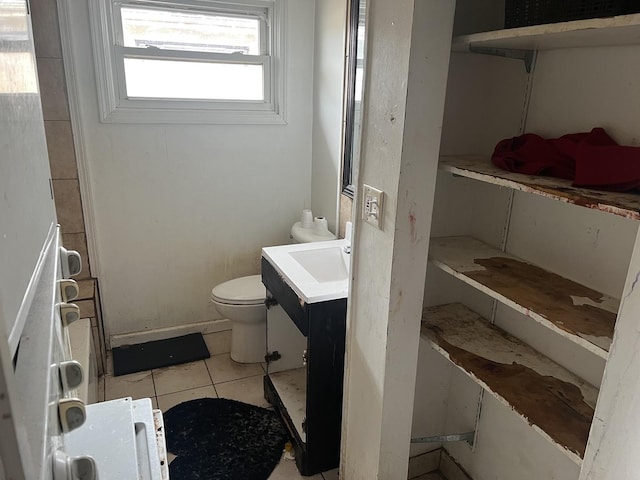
[{"left": 211, "top": 275, "right": 265, "bottom": 306}]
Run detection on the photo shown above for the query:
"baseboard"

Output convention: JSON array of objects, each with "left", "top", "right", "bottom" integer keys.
[
  {"left": 439, "top": 449, "right": 472, "bottom": 480},
  {"left": 408, "top": 448, "right": 441, "bottom": 479},
  {"left": 110, "top": 318, "right": 232, "bottom": 348}
]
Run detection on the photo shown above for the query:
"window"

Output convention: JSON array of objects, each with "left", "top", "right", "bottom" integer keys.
[{"left": 89, "top": 0, "right": 286, "bottom": 124}]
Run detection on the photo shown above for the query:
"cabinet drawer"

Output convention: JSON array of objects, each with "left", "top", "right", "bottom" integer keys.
[{"left": 261, "top": 257, "right": 309, "bottom": 336}]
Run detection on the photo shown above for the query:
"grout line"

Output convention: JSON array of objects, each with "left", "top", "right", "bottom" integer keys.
[
  {"left": 203, "top": 356, "right": 216, "bottom": 384},
  {"left": 155, "top": 383, "right": 215, "bottom": 399},
  {"left": 35, "top": 54, "right": 64, "bottom": 60},
  {"left": 150, "top": 369, "right": 158, "bottom": 398},
  {"left": 50, "top": 175, "right": 81, "bottom": 181},
  {"left": 212, "top": 372, "right": 265, "bottom": 386}
]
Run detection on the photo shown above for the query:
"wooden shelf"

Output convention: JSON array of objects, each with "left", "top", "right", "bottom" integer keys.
[
  {"left": 452, "top": 13, "right": 640, "bottom": 52},
  {"left": 429, "top": 236, "right": 618, "bottom": 358},
  {"left": 440, "top": 156, "right": 640, "bottom": 220},
  {"left": 421, "top": 303, "right": 599, "bottom": 464},
  {"left": 269, "top": 367, "right": 307, "bottom": 443}
]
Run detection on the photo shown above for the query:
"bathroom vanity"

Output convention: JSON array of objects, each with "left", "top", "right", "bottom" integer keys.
[{"left": 260, "top": 240, "right": 349, "bottom": 475}]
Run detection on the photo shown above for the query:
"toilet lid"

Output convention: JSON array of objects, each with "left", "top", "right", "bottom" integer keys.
[{"left": 211, "top": 275, "right": 266, "bottom": 305}]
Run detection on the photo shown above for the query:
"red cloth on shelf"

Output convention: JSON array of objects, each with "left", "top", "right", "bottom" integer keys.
[{"left": 492, "top": 128, "right": 640, "bottom": 192}]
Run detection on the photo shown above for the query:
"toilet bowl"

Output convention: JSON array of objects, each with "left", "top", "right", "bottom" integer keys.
[{"left": 210, "top": 275, "right": 266, "bottom": 364}]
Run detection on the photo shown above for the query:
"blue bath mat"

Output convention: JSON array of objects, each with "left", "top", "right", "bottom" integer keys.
[
  {"left": 112, "top": 333, "right": 209, "bottom": 376},
  {"left": 164, "top": 397, "right": 288, "bottom": 480}
]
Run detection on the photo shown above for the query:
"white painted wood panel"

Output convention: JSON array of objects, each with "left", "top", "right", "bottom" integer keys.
[
  {"left": 430, "top": 172, "right": 514, "bottom": 248},
  {"left": 441, "top": 156, "right": 640, "bottom": 220},
  {"left": 439, "top": 55, "right": 528, "bottom": 157},
  {"left": 525, "top": 46, "right": 640, "bottom": 144},
  {"left": 453, "top": 13, "right": 640, "bottom": 52},
  {"left": 422, "top": 303, "right": 598, "bottom": 464},
  {"left": 580, "top": 224, "right": 640, "bottom": 478},
  {"left": 269, "top": 367, "right": 307, "bottom": 443},
  {"left": 506, "top": 191, "right": 637, "bottom": 301},
  {"left": 445, "top": 393, "right": 581, "bottom": 480},
  {"left": 265, "top": 304, "right": 306, "bottom": 374},
  {"left": 410, "top": 340, "right": 453, "bottom": 457},
  {"left": 341, "top": 1, "right": 455, "bottom": 478},
  {"left": 493, "top": 304, "right": 606, "bottom": 389}
]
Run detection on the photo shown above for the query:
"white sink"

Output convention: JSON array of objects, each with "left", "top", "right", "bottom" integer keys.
[
  {"left": 289, "top": 246, "right": 349, "bottom": 283},
  {"left": 262, "top": 239, "right": 350, "bottom": 304}
]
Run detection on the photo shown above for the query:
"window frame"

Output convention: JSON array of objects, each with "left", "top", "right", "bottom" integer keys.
[{"left": 89, "top": 0, "right": 287, "bottom": 124}]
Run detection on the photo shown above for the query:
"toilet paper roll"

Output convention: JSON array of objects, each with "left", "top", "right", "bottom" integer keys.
[
  {"left": 301, "top": 209, "right": 313, "bottom": 228},
  {"left": 313, "top": 216, "right": 329, "bottom": 234}
]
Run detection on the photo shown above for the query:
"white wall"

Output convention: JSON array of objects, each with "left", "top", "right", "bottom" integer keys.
[
  {"left": 311, "top": 0, "right": 347, "bottom": 234},
  {"left": 64, "top": 1, "right": 316, "bottom": 338}
]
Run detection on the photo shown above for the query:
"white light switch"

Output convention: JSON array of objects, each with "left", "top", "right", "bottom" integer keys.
[{"left": 363, "top": 184, "right": 384, "bottom": 230}]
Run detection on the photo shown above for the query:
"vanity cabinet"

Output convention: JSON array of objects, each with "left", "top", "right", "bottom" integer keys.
[{"left": 261, "top": 257, "right": 347, "bottom": 476}]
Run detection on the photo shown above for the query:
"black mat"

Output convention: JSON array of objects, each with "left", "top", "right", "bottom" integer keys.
[
  {"left": 164, "top": 398, "right": 288, "bottom": 480},
  {"left": 112, "top": 333, "right": 209, "bottom": 376}
]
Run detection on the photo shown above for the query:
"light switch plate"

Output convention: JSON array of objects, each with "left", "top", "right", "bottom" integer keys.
[{"left": 362, "top": 184, "right": 384, "bottom": 230}]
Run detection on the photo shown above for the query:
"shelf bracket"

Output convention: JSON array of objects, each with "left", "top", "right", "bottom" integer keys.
[
  {"left": 411, "top": 431, "right": 475, "bottom": 447},
  {"left": 469, "top": 46, "right": 535, "bottom": 73}
]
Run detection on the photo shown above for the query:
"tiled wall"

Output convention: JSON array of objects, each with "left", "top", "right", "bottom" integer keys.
[{"left": 30, "top": 0, "right": 106, "bottom": 374}]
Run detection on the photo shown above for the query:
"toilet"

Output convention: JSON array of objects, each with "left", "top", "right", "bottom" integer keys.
[
  {"left": 210, "top": 275, "right": 266, "bottom": 364},
  {"left": 211, "top": 212, "right": 336, "bottom": 364}
]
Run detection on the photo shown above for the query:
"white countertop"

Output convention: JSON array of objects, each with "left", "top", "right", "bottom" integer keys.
[{"left": 262, "top": 239, "right": 350, "bottom": 304}]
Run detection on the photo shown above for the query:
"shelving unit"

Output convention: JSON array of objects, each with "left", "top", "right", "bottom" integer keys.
[
  {"left": 421, "top": 303, "right": 598, "bottom": 465},
  {"left": 429, "top": 236, "right": 618, "bottom": 357},
  {"left": 411, "top": 9, "right": 640, "bottom": 479},
  {"left": 440, "top": 156, "right": 640, "bottom": 220}
]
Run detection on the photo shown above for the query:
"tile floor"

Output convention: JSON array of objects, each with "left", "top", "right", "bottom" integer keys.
[{"left": 101, "top": 330, "right": 336, "bottom": 480}]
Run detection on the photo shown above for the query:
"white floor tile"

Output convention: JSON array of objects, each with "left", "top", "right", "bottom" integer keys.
[
  {"left": 214, "top": 374, "right": 270, "bottom": 408},
  {"left": 104, "top": 370, "right": 155, "bottom": 401},
  {"left": 153, "top": 361, "right": 212, "bottom": 396},
  {"left": 322, "top": 468, "right": 339, "bottom": 479},
  {"left": 156, "top": 385, "right": 218, "bottom": 412},
  {"left": 268, "top": 454, "right": 323, "bottom": 479},
  {"left": 205, "top": 353, "right": 264, "bottom": 384},
  {"left": 203, "top": 330, "right": 232, "bottom": 355}
]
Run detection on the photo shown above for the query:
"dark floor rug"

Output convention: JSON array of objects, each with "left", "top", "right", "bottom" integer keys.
[
  {"left": 164, "top": 398, "right": 289, "bottom": 480},
  {"left": 112, "top": 333, "right": 209, "bottom": 376}
]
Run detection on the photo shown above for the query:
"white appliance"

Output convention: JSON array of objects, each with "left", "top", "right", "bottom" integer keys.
[{"left": 0, "top": 4, "right": 167, "bottom": 479}]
